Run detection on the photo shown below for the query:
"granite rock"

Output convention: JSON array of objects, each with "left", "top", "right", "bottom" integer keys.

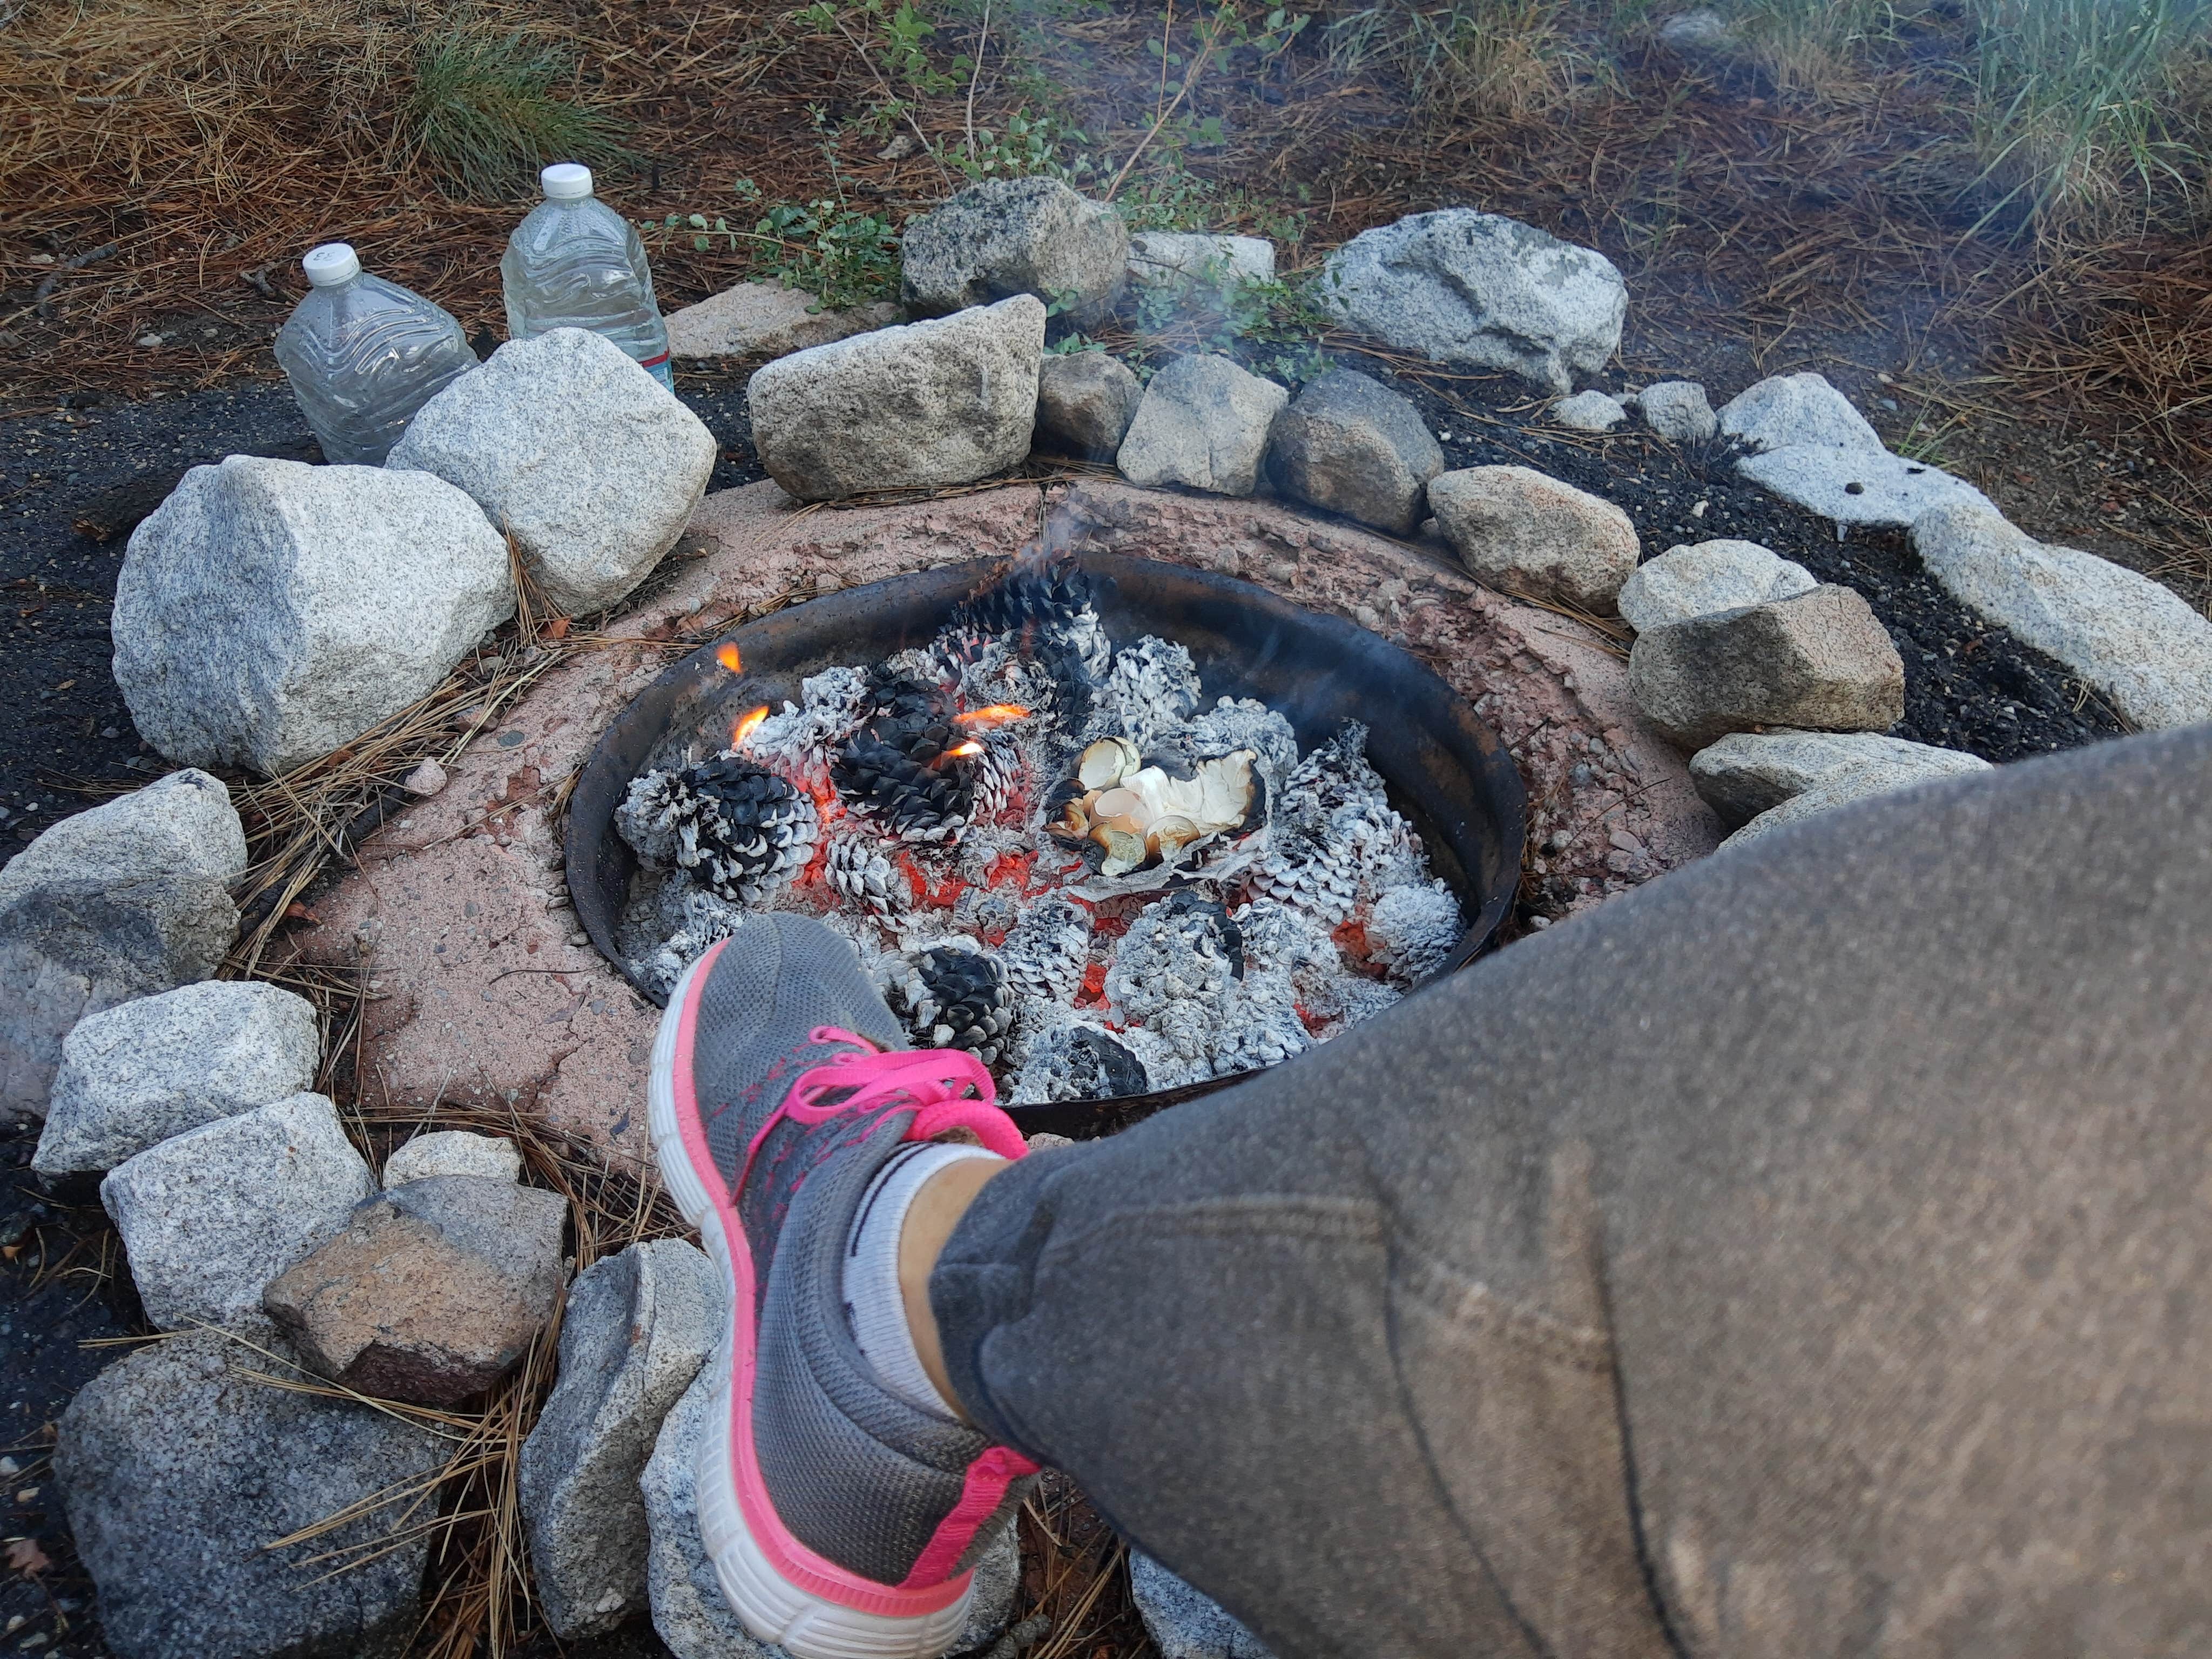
[
  {"left": 901, "top": 178, "right": 1128, "bottom": 324},
  {"left": 264, "top": 1174, "right": 568, "bottom": 1405},
  {"left": 1428, "top": 464, "right": 1641, "bottom": 612},
  {"left": 1127, "top": 232, "right": 1275, "bottom": 291},
  {"left": 1690, "top": 727, "right": 1992, "bottom": 828},
  {"left": 1034, "top": 351, "right": 1143, "bottom": 460},
  {"left": 1117, "top": 354, "right": 1289, "bottom": 497},
  {"left": 520, "top": 1238, "right": 720, "bottom": 1637},
  {"left": 102, "top": 1091, "right": 378, "bottom": 1334},
  {"left": 1550, "top": 390, "right": 1626, "bottom": 432},
  {"left": 387, "top": 327, "right": 717, "bottom": 615},
  {"left": 1319, "top": 210, "right": 1626, "bottom": 394},
  {"left": 1715, "top": 371, "right": 1881, "bottom": 454},
  {"left": 1628, "top": 584, "right": 1906, "bottom": 750},
  {"left": 1912, "top": 503, "right": 2212, "bottom": 729},
  {"left": 1616, "top": 538, "right": 1817, "bottom": 632},
  {"left": 747, "top": 295, "right": 1045, "bottom": 501},
  {"left": 1737, "top": 443, "right": 1994, "bottom": 529},
  {"left": 1129, "top": 1553, "right": 1277, "bottom": 1659},
  {"left": 382, "top": 1128, "right": 523, "bottom": 1186},
  {"left": 34, "top": 979, "right": 321, "bottom": 1175},
  {"left": 1265, "top": 369, "right": 1444, "bottom": 535},
  {"left": 1637, "top": 379, "right": 1718, "bottom": 442},
  {"left": 665, "top": 278, "right": 902, "bottom": 360},
  {"left": 55, "top": 1329, "right": 446, "bottom": 1659},
  {"left": 114, "top": 456, "right": 512, "bottom": 774},
  {"left": 1720, "top": 755, "right": 1991, "bottom": 848}
]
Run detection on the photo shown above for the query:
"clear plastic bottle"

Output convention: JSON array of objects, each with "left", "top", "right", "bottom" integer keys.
[
  {"left": 273, "top": 244, "right": 480, "bottom": 467},
  {"left": 501, "top": 163, "right": 675, "bottom": 391}
]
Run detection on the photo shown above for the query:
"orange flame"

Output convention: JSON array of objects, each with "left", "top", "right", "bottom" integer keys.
[
  {"left": 946, "top": 739, "right": 985, "bottom": 759},
  {"left": 715, "top": 642, "right": 743, "bottom": 673},
  {"left": 731, "top": 704, "right": 770, "bottom": 748},
  {"left": 955, "top": 703, "right": 1033, "bottom": 731}
]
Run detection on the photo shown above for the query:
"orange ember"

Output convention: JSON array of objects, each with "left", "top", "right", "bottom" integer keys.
[
  {"left": 946, "top": 739, "right": 985, "bottom": 758},
  {"left": 730, "top": 704, "right": 770, "bottom": 748},
  {"left": 955, "top": 704, "right": 1032, "bottom": 731},
  {"left": 715, "top": 643, "right": 743, "bottom": 673}
]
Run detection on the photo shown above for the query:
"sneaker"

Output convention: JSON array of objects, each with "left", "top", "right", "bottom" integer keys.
[{"left": 648, "top": 915, "right": 1037, "bottom": 1659}]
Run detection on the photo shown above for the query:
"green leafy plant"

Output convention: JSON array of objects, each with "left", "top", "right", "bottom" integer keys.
[
  {"left": 399, "top": 23, "right": 628, "bottom": 200},
  {"left": 652, "top": 180, "right": 900, "bottom": 308}
]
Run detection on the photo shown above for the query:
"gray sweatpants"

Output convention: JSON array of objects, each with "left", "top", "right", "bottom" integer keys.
[{"left": 931, "top": 722, "right": 2212, "bottom": 1659}]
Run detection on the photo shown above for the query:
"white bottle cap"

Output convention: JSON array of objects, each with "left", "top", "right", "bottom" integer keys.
[
  {"left": 301, "top": 243, "right": 362, "bottom": 287},
  {"left": 541, "top": 163, "right": 594, "bottom": 201}
]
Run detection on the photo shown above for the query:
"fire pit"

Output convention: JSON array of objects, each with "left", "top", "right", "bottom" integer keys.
[{"left": 564, "top": 551, "right": 1525, "bottom": 1134}]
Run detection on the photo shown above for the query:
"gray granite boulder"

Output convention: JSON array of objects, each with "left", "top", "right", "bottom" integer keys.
[
  {"left": 1637, "top": 379, "right": 1718, "bottom": 441},
  {"left": 1628, "top": 584, "right": 1906, "bottom": 750},
  {"left": 1719, "top": 754, "right": 1991, "bottom": 848},
  {"left": 1738, "top": 443, "right": 1994, "bottom": 529},
  {"left": 263, "top": 1174, "right": 568, "bottom": 1405},
  {"left": 1617, "top": 538, "right": 1817, "bottom": 632},
  {"left": 33, "top": 979, "right": 320, "bottom": 1175},
  {"left": 1428, "top": 464, "right": 1641, "bottom": 612},
  {"left": 901, "top": 178, "right": 1128, "bottom": 324},
  {"left": 1319, "top": 210, "right": 1626, "bottom": 393},
  {"left": 55, "top": 1330, "right": 446, "bottom": 1659},
  {"left": 642, "top": 1362, "right": 1020, "bottom": 1658},
  {"left": 747, "top": 295, "right": 1045, "bottom": 501},
  {"left": 1127, "top": 232, "right": 1275, "bottom": 290},
  {"left": 1716, "top": 372, "right": 1881, "bottom": 454},
  {"left": 665, "top": 278, "right": 902, "bottom": 360},
  {"left": 1265, "top": 369, "right": 1444, "bottom": 535},
  {"left": 1690, "top": 728, "right": 1992, "bottom": 828},
  {"left": 102, "top": 1091, "right": 377, "bottom": 1334},
  {"left": 1550, "top": 390, "right": 1626, "bottom": 432},
  {"left": 0, "top": 768, "right": 245, "bottom": 1121},
  {"left": 1117, "top": 354, "right": 1289, "bottom": 496},
  {"left": 1912, "top": 503, "right": 2212, "bottom": 729},
  {"left": 1129, "top": 1553, "right": 1277, "bottom": 1659},
  {"left": 387, "top": 327, "right": 717, "bottom": 615},
  {"left": 114, "top": 456, "right": 512, "bottom": 775},
  {"left": 521, "top": 1239, "right": 720, "bottom": 1638},
  {"left": 383, "top": 1128, "right": 522, "bottom": 1186},
  {"left": 1034, "top": 351, "right": 1143, "bottom": 460}
]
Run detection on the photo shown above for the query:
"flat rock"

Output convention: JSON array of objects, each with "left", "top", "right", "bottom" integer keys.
[
  {"left": 388, "top": 328, "right": 717, "bottom": 616},
  {"left": 1034, "top": 351, "right": 1143, "bottom": 460},
  {"left": 55, "top": 1329, "right": 446, "bottom": 1659},
  {"left": 1913, "top": 503, "right": 2212, "bottom": 729},
  {"left": 1715, "top": 372, "right": 1881, "bottom": 454},
  {"left": 115, "top": 456, "right": 512, "bottom": 774},
  {"left": 900, "top": 178, "right": 1127, "bottom": 324},
  {"left": 1738, "top": 443, "right": 1994, "bottom": 529},
  {"left": 1319, "top": 210, "right": 1626, "bottom": 394},
  {"left": 1127, "top": 232, "right": 1275, "bottom": 289},
  {"left": 747, "top": 295, "right": 1045, "bottom": 502},
  {"left": 1637, "top": 379, "right": 1717, "bottom": 441},
  {"left": 1657, "top": 7, "right": 1735, "bottom": 50},
  {"left": 383, "top": 1128, "right": 523, "bottom": 1185},
  {"left": 1628, "top": 584, "right": 1906, "bottom": 750},
  {"left": 264, "top": 1174, "right": 567, "bottom": 1405},
  {"left": 520, "top": 1239, "right": 719, "bottom": 1638},
  {"left": 1428, "top": 464, "right": 1640, "bottom": 612},
  {"left": 641, "top": 1361, "right": 1020, "bottom": 1657},
  {"left": 1129, "top": 1553, "right": 1277, "bottom": 1659},
  {"left": 0, "top": 769, "right": 245, "bottom": 1121},
  {"left": 1617, "top": 538, "right": 1817, "bottom": 632},
  {"left": 665, "top": 279, "right": 902, "bottom": 360},
  {"left": 1719, "top": 755, "right": 1991, "bottom": 848},
  {"left": 1690, "top": 728, "right": 1992, "bottom": 828},
  {"left": 102, "top": 1091, "right": 377, "bottom": 1335},
  {"left": 1265, "top": 369, "right": 1443, "bottom": 536},
  {"left": 1117, "top": 354, "right": 1289, "bottom": 497},
  {"left": 1550, "top": 390, "right": 1626, "bottom": 432},
  {"left": 34, "top": 979, "right": 320, "bottom": 1175}
]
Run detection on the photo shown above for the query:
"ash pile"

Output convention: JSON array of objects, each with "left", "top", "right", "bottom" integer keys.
[{"left": 613, "top": 559, "right": 1463, "bottom": 1102}]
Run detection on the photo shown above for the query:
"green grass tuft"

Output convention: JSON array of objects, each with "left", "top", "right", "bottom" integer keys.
[{"left": 400, "top": 24, "right": 629, "bottom": 201}]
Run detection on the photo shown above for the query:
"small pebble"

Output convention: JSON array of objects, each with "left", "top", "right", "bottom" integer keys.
[{"left": 402, "top": 759, "right": 448, "bottom": 796}]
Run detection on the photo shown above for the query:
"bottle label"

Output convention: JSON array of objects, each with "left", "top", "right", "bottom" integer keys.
[{"left": 639, "top": 349, "right": 675, "bottom": 392}]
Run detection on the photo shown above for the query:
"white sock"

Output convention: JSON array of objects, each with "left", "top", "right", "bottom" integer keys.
[{"left": 842, "top": 1142, "right": 1000, "bottom": 1420}]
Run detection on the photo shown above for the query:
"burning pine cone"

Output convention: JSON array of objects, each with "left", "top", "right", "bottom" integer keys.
[
  {"left": 617, "top": 757, "right": 819, "bottom": 906},
  {"left": 833, "top": 734, "right": 975, "bottom": 843},
  {"left": 891, "top": 944, "right": 1014, "bottom": 1065}
]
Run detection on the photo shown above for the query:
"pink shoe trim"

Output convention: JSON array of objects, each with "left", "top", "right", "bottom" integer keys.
[
  {"left": 896, "top": 1445, "right": 1042, "bottom": 1591},
  {"left": 667, "top": 967, "right": 1016, "bottom": 1618}
]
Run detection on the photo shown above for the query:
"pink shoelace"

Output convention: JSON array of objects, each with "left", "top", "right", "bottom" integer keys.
[{"left": 739, "top": 1027, "right": 1028, "bottom": 1189}]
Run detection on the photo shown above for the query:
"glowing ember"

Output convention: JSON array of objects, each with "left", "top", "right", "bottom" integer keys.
[
  {"left": 945, "top": 739, "right": 986, "bottom": 759},
  {"left": 956, "top": 704, "right": 1033, "bottom": 731},
  {"left": 715, "top": 643, "right": 743, "bottom": 673},
  {"left": 730, "top": 704, "right": 770, "bottom": 748}
]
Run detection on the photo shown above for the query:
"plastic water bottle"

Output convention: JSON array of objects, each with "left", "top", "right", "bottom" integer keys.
[
  {"left": 502, "top": 163, "right": 674, "bottom": 391},
  {"left": 273, "top": 244, "right": 479, "bottom": 466}
]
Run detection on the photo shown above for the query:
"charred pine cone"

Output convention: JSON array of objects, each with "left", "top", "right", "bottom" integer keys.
[
  {"left": 954, "top": 557, "right": 1097, "bottom": 640},
  {"left": 1015, "top": 1019, "right": 1150, "bottom": 1102},
  {"left": 1000, "top": 895, "right": 1094, "bottom": 1005},
  {"left": 1105, "top": 892, "right": 1244, "bottom": 1024},
  {"left": 832, "top": 686, "right": 979, "bottom": 844},
  {"left": 617, "top": 758, "right": 819, "bottom": 905},
  {"left": 892, "top": 944, "right": 1014, "bottom": 1065},
  {"left": 824, "top": 835, "right": 905, "bottom": 917},
  {"left": 1367, "top": 882, "right": 1462, "bottom": 983}
]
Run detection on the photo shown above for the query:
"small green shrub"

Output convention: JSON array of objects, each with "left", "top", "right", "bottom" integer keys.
[
  {"left": 399, "top": 24, "right": 628, "bottom": 200},
  {"left": 655, "top": 182, "right": 901, "bottom": 308}
]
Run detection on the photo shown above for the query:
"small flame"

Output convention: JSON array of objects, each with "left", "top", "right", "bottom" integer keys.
[
  {"left": 731, "top": 704, "right": 770, "bottom": 748},
  {"left": 946, "top": 739, "right": 985, "bottom": 759},
  {"left": 715, "top": 642, "right": 743, "bottom": 673},
  {"left": 955, "top": 703, "right": 1032, "bottom": 731}
]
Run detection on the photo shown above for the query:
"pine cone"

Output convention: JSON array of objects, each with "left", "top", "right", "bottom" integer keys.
[
  {"left": 1250, "top": 825, "right": 1361, "bottom": 925},
  {"left": 1367, "top": 882, "right": 1462, "bottom": 983},
  {"left": 617, "top": 757, "right": 819, "bottom": 905},
  {"left": 1210, "top": 967, "right": 1312, "bottom": 1077},
  {"left": 954, "top": 557, "right": 1098, "bottom": 640},
  {"left": 1096, "top": 635, "right": 1202, "bottom": 750},
  {"left": 832, "top": 733, "right": 975, "bottom": 843},
  {"left": 824, "top": 835, "right": 904, "bottom": 917},
  {"left": 1000, "top": 895, "right": 1093, "bottom": 1005},
  {"left": 893, "top": 944, "right": 1014, "bottom": 1064},
  {"left": 1106, "top": 893, "right": 1244, "bottom": 1024},
  {"left": 1014, "top": 1019, "right": 1149, "bottom": 1102}
]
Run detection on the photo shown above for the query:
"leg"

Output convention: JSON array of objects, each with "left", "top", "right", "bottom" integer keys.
[{"left": 927, "top": 724, "right": 2212, "bottom": 1658}]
